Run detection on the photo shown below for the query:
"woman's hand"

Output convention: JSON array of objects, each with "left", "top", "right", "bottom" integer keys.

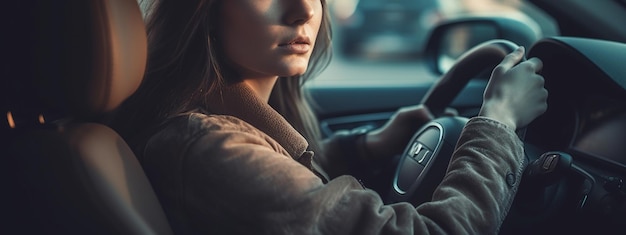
[
  {"left": 361, "top": 47, "right": 547, "bottom": 161},
  {"left": 363, "top": 104, "right": 435, "bottom": 161},
  {"left": 479, "top": 46, "right": 548, "bottom": 131}
]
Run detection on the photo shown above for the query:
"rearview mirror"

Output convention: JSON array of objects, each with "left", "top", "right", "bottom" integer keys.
[{"left": 424, "top": 16, "right": 541, "bottom": 75}]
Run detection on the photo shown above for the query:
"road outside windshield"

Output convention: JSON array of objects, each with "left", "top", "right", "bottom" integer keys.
[{"left": 311, "top": 0, "right": 558, "bottom": 85}]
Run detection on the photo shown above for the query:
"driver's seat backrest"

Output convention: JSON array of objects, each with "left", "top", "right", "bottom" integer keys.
[{"left": 1, "top": 0, "right": 173, "bottom": 234}]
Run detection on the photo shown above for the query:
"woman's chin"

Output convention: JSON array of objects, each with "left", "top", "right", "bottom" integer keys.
[
  {"left": 276, "top": 56, "right": 311, "bottom": 77},
  {"left": 278, "top": 67, "right": 308, "bottom": 77}
]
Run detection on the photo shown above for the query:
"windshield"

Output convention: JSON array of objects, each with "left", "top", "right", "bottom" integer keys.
[
  {"left": 329, "top": 0, "right": 557, "bottom": 60},
  {"left": 316, "top": 0, "right": 558, "bottom": 83}
]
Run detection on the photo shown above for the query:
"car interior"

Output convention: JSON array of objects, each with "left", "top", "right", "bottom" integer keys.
[
  {"left": 2, "top": 0, "right": 625, "bottom": 234},
  {"left": 2, "top": 0, "right": 172, "bottom": 234}
]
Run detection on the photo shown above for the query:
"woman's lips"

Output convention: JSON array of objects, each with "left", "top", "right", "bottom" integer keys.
[
  {"left": 278, "top": 43, "right": 311, "bottom": 54},
  {"left": 279, "top": 36, "right": 311, "bottom": 54}
]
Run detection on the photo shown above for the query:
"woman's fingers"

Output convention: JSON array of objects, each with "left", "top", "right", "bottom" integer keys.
[
  {"left": 525, "top": 57, "right": 543, "bottom": 73},
  {"left": 480, "top": 51, "right": 549, "bottom": 130},
  {"left": 493, "top": 46, "right": 525, "bottom": 76}
]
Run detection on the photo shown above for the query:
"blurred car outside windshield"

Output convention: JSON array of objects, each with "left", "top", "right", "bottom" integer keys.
[{"left": 312, "top": 0, "right": 558, "bottom": 85}]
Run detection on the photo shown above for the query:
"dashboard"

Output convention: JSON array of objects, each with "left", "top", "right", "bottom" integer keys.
[
  {"left": 527, "top": 94, "right": 626, "bottom": 168},
  {"left": 525, "top": 37, "right": 626, "bottom": 169},
  {"left": 573, "top": 97, "right": 626, "bottom": 166},
  {"left": 503, "top": 37, "right": 626, "bottom": 234}
]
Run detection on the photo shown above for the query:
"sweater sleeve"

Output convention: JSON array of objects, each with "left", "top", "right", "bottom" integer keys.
[
  {"left": 317, "top": 117, "right": 525, "bottom": 234},
  {"left": 146, "top": 116, "right": 525, "bottom": 234}
]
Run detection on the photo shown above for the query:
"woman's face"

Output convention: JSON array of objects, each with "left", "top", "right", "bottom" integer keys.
[{"left": 219, "top": 0, "right": 323, "bottom": 79}]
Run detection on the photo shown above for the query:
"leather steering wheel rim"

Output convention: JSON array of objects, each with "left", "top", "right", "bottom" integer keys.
[
  {"left": 385, "top": 39, "right": 520, "bottom": 206},
  {"left": 422, "top": 39, "right": 521, "bottom": 117}
]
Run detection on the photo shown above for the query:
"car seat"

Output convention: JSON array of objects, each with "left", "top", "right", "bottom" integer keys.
[{"left": 1, "top": 0, "right": 173, "bottom": 234}]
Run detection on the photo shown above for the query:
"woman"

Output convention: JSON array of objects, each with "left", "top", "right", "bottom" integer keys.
[{"left": 112, "top": 0, "right": 547, "bottom": 234}]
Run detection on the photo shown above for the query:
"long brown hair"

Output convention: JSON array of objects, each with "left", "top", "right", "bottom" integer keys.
[{"left": 113, "top": 0, "right": 332, "bottom": 155}]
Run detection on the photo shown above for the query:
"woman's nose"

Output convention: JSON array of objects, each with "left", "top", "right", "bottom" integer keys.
[{"left": 283, "top": 0, "right": 315, "bottom": 25}]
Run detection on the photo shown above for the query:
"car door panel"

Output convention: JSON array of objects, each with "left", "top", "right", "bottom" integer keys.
[{"left": 309, "top": 79, "right": 488, "bottom": 136}]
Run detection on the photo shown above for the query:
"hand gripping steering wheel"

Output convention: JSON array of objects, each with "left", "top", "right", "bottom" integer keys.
[{"left": 385, "top": 39, "right": 521, "bottom": 206}]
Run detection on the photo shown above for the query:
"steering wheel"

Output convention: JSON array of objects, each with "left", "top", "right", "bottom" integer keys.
[{"left": 385, "top": 39, "right": 520, "bottom": 206}]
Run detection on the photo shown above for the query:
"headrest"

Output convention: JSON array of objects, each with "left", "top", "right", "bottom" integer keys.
[{"left": 2, "top": 0, "right": 146, "bottom": 128}]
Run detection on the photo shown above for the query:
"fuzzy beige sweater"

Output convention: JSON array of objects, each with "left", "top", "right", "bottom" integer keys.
[{"left": 135, "top": 82, "right": 525, "bottom": 234}]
